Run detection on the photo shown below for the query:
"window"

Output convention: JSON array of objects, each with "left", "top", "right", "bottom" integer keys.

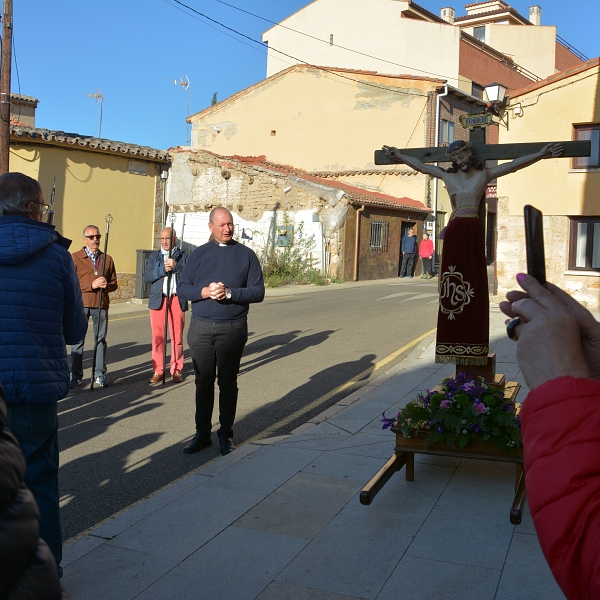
[
  {"left": 473, "top": 26, "right": 485, "bottom": 42},
  {"left": 569, "top": 217, "right": 600, "bottom": 271},
  {"left": 573, "top": 125, "right": 600, "bottom": 169},
  {"left": 370, "top": 219, "right": 389, "bottom": 252},
  {"left": 471, "top": 83, "right": 484, "bottom": 100},
  {"left": 441, "top": 119, "right": 455, "bottom": 145}
]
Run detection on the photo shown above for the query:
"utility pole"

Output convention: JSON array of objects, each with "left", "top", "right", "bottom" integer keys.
[{"left": 0, "top": 0, "right": 13, "bottom": 175}]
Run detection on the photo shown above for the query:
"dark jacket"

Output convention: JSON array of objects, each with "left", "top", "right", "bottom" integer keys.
[
  {"left": 0, "top": 387, "right": 67, "bottom": 599},
  {"left": 401, "top": 234, "right": 418, "bottom": 254},
  {"left": 143, "top": 248, "right": 188, "bottom": 311},
  {"left": 71, "top": 247, "right": 118, "bottom": 310},
  {"left": 178, "top": 240, "right": 264, "bottom": 323},
  {"left": 0, "top": 216, "right": 87, "bottom": 404}
]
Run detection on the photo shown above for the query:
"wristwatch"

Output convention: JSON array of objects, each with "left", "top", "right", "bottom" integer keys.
[{"left": 225, "top": 288, "right": 232, "bottom": 300}]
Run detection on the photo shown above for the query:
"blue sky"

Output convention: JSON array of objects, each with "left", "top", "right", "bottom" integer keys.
[{"left": 16, "top": 0, "right": 599, "bottom": 150}]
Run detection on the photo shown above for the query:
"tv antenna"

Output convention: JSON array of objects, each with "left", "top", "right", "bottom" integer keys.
[
  {"left": 84, "top": 89, "right": 105, "bottom": 138},
  {"left": 170, "top": 76, "right": 191, "bottom": 145}
]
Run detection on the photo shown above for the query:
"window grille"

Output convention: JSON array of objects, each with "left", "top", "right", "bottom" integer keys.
[{"left": 370, "top": 220, "right": 389, "bottom": 252}]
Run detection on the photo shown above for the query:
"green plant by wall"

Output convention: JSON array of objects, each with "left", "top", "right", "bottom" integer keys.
[{"left": 262, "top": 216, "right": 328, "bottom": 287}]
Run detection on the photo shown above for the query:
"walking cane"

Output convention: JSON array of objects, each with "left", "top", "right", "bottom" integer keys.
[
  {"left": 163, "top": 212, "right": 176, "bottom": 385},
  {"left": 45, "top": 176, "right": 56, "bottom": 225},
  {"left": 90, "top": 213, "right": 113, "bottom": 391}
]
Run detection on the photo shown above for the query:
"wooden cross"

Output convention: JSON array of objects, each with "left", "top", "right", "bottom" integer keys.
[{"left": 374, "top": 140, "right": 590, "bottom": 166}]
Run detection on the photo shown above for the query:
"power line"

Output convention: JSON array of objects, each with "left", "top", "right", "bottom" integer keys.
[
  {"left": 165, "top": 0, "right": 431, "bottom": 99},
  {"left": 209, "top": 0, "right": 456, "bottom": 81}
]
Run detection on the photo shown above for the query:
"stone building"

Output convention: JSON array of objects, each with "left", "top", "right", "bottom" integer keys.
[{"left": 167, "top": 148, "right": 429, "bottom": 281}]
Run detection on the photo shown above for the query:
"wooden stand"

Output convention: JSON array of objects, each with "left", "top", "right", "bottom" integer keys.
[{"left": 360, "top": 373, "right": 525, "bottom": 524}]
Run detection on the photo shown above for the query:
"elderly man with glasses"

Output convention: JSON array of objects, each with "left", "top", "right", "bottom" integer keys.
[
  {"left": 143, "top": 226, "right": 188, "bottom": 384},
  {"left": 0, "top": 172, "right": 87, "bottom": 578},
  {"left": 69, "top": 224, "right": 118, "bottom": 388}
]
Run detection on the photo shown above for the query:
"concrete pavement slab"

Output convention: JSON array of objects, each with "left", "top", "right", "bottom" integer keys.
[
  {"left": 277, "top": 506, "right": 422, "bottom": 599},
  {"left": 105, "top": 483, "right": 267, "bottom": 561},
  {"left": 62, "top": 544, "right": 179, "bottom": 600},
  {"left": 256, "top": 581, "right": 360, "bottom": 600},
  {"left": 235, "top": 472, "right": 364, "bottom": 539},
  {"left": 135, "top": 526, "right": 307, "bottom": 600},
  {"left": 378, "top": 555, "right": 501, "bottom": 600},
  {"left": 272, "top": 433, "right": 352, "bottom": 450},
  {"left": 495, "top": 533, "right": 565, "bottom": 600},
  {"left": 301, "top": 450, "right": 387, "bottom": 481}
]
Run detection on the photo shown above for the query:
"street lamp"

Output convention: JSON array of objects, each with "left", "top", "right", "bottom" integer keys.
[{"left": 484, "top": 82, "right": 509, "bottom": 128}]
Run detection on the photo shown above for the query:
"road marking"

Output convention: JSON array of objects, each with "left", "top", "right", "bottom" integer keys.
[
  {"left": 246, "top": 327, "right": 436, "bottom": 442},
  {"left": 377, "top": 292, "right": 414, "bottom": 300},
  {"left": 401, "top": 293, "right": 439, "bottom": 302}
]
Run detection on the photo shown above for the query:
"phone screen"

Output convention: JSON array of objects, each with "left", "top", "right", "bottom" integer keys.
[{"left": 524, "top": 205, "right": 546, "bottom": 286}]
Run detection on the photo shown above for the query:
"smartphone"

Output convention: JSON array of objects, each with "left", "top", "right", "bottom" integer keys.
[{"left": 524, "top": 205, "right": 546, "bottom": 286}]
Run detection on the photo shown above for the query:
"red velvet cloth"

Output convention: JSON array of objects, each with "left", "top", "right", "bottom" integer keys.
[
  {"left": 435, "top": 212, "right": 489, "bottom": 365},
  {"left": 521, "top": 376, "right": 600, "bottom": 600}
]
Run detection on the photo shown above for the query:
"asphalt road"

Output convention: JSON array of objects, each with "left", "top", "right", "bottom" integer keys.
[{"left": 59, "top": 277, "right": 439, "bottom": 542}]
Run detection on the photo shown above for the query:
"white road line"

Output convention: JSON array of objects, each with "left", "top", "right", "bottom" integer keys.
[
  {"left": 377, "top": 292, "right": 414, "bottom": 301},
  {"left": 401, "top": 293, "right": 439, "bottom": 302}
]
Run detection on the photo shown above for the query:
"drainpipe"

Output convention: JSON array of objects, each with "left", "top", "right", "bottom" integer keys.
[
  {"left": 433, "top": 84, "right": 449, "bottom": 266},
  {"left": 353, "top": 205, "right": 365, "bottom": 281}
]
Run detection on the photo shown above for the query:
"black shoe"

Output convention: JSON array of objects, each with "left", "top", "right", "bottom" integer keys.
[
  {"left": 183, "top": 433, "right": 212, "bottom": 454},
  {"left": 69, "top": 379, "right": 81, "bottom": 389},
  {"left": 219, "top": 436, "right": 236, "bottom": 456}
]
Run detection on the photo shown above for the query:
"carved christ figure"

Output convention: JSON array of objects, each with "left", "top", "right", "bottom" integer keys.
[{"left": 383, "top": 139, "right": 563, "bottom": 366}]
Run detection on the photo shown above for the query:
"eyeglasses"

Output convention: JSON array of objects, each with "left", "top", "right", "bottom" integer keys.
[
  {"left": 85, "top": 235, "right": 102, "bottom": 240},
  {"left": 30, "top": 201, "right": 50, "bottom": 214},
  {"left": 159, "top": 238, "right": 172, "bottom": 241}
]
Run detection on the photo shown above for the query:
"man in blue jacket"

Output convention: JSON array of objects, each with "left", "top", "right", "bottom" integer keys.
[
  {"left": 399, "top": 227, "right": 418, "bottom": 278},
  {"left": 143, "top": 226, "right": 188, "bottom": 383},
  {"left": 0, "top": 172, "right": 87, "bottom": 576},
  {"left": 178, "top": 207, "right": 264, "bottom": 456}
]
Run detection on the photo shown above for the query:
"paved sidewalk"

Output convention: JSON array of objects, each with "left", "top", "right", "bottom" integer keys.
[{"left": 61, "top": 305, "right": 565, "bottom": 600}]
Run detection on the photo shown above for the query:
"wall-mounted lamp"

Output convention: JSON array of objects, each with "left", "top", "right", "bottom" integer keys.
[{"left": 483, "top": 82, "right": 509, "bottom": 128}]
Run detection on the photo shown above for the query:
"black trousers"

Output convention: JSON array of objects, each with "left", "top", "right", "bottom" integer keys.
[
  {"left": 400, "top": 253, "right": 415, "bottom": 277},
  {"left": 187, "top": 318, "right": 248, "bottom": 438},
  {"left": 422, "top": 257, "right": 433, "bottom": 275}
]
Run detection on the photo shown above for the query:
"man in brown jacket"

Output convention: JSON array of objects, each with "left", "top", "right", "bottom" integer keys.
[{"left": 70, "top": 224, "right": 118, "bottom": 388}]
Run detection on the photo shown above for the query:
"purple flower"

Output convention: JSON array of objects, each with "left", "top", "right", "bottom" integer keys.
[
  {"left": 436, "top": 424, "right": 444, "bottom": 433},
  {"left": 473, "top": 402, "right": 485, "bottom": 414},
  {"left": 440, "top": 400, "right": 453, "bottom": 409},
  {"left": 380, "top": 412, "right": 395, "bottom": 430}
]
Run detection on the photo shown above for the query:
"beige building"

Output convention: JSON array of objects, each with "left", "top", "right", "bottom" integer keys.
[
  {"left": 262, "top": 0, "right": 585, "bottom": 91},
  {"left": 9, "top": 101, "right": 170, "bottom": 302},
  {"left": 496, "top": 58, "right": 600, "bottom": 306}
]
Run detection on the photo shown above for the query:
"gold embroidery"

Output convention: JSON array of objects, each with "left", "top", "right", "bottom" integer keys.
[{"left": 439, "top": 266, "right": 475, "bottom": 320}]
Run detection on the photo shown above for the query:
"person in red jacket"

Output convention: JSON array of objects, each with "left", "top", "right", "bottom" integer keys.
[
  {"left": 419, "top": 232, "right": 435, "bottom": 279},
  {"left": 500, "top": 273, "right": 600, "bottom": 600}
]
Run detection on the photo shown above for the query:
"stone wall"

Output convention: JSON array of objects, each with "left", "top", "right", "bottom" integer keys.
[
  {"left": 109, "top": 272, "right": 136, "bottom": 303},
  {"left": 496, "top": 195, "right": 600, "bottom": 307}
]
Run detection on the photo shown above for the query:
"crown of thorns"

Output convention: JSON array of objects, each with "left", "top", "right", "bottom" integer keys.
[{"left": 446, "top": 140, "right": 472, "bottom": 159}]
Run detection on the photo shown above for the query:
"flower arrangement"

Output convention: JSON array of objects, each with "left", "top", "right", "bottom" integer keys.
[{"left": 381, "top": 372, "right": 522, "bottom": 453}]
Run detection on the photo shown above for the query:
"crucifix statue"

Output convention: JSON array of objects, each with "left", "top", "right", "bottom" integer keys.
[{"left": 375, "top": 136, "right": 590, "bottom": 373}]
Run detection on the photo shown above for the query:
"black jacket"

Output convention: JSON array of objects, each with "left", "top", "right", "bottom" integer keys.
[{"left": 0, "top": 386, "right": 67, "bottom": 599}]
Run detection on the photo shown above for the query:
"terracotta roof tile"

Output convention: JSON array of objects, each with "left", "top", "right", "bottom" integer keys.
[
  {"left": 11, "top": 125, "right": 170, "bottom": 161},
  {"left": 507, "top": 57, "right": 600, "bottom": 99},
  {"left": 455, "top": 7, "right": 530, "bottom": 25}
]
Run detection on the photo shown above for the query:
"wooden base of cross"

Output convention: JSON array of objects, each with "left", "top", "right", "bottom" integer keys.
[
  {"left": 456, "top": 352, "right": 500, "bottom": 386},
  {"left": 359, "top": 370, "right": 524, "bottom": 524}
]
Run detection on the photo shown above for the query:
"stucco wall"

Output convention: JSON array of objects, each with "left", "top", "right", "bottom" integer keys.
[
  {"left": 10, "top": 143, "right": 165, "bottom": 300},
  {"left": 190, "top": 67, "right": 436, "bottom": 178},
  {"left": 262, "top": 0, "right": 461, "bottom": 87}
]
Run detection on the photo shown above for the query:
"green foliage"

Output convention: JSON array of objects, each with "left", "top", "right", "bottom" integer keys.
[
  {"left": 211, "top": 92, "right": 218, "bottom": 106},
  {"left": 382, "top": 373, "right": 522, "bottom": 454},
  {"left": 262, "top": 217, "right": 328, "bottom": 287}
]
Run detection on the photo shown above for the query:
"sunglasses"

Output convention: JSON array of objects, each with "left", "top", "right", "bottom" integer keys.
[{"left": 86, "top": 235, "right": 102, "bottom": 240}]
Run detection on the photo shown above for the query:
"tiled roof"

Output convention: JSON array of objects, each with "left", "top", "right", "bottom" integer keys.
[
  {"left": 464, "top": 1, "right": 509, "bottom": 8},
  {"left": 455, "top": 7, "right": 530, "bottom": 25},
  {"left": 11, "top": 125, "right": 170, "bottom": 161},
  {"left": 507, "top": 57, "right": 600, "bottom": 99},
  {"left": 10, "top": 93, "right": 38, "bottom": 104},
  {"left": 404, "top": 1, "right": 447, "bottom": 24},
  {"left": 188, "top": 64, "right": 444, "bottom": 122},
  {"left": 229, "top": 154, "right": 429, "bottom": 213}
]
